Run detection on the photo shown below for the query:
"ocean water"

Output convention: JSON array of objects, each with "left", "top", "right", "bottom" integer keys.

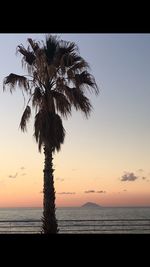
[{"left": 0, "top": 207, "right": 150, "bottom": 233}]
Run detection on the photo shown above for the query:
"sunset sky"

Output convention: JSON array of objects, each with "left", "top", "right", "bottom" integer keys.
[{"left": 0, "top": 33, "right": 150, "bottom": 207}]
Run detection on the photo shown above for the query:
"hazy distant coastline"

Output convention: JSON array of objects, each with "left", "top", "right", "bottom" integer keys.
[{"left": 81, "top": 202, "right": 102, "bottom": 208}]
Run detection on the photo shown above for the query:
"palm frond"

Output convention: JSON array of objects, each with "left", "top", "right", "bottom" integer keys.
[
  {"left": 55, "top": 77, "right": 66, "bottom": 92},
  {"left": 67, "top": 60, "right": 89, "bottom": 80},
  {"left": 54, "top": 41, "right": 78, "bottom": 68},
  {"left": 43, "top": 92, "right": 55, "bottom": 113},
  {"left": 63, "top": 86, "right": 92, "bottom": 117},
  {"left": 52, "top": 113, "right": 65, "bottom": 152},
  {"left": 32, "top": 49, "right": 49, "bottom": 83},
  {"left": 32, "top": 87, "right": 43, "bottom": 107},
  {"left": 18, "top": 45, "right": 36, "bottom": 65},
  {"left": 63, "top": 85, "right": 75, "bottom": 102},
  {"left": 27, "top": 38, "right": 39, "bottom": 52},
  {"left": 55, "top": 51, "right": 83, "bottom": 73},
  {"left": 64, "top": 53, "right": 83, "bottom": 67},
  {"left": 3, "top": 73, "right": 29, "bottom": 92},
  {"left": 72, "top": 89, "right": 92, "bottom": 117},
  {"left": 71, "top": 59, "right": 89, "bottom": 72},
  {"left": 20, "top": 105, "right": 31, "bottom": 131},
  {"left": 58, "top": 40, "right": 78, "bottom": 55},
  {"left": 74, "top": 71, "right": 99, "bottom": 94},
  {"left": 47, "top": 65, "right": 57, "bottom": 78},
  {"left": 34, "top": 110, "right": 65, "bottom": 152},
  {"left": 51, "top": 91, "right": 71, "bottom": 118},
  {"left": 44, "top": 35, "right": 59, "bottom": 65}
]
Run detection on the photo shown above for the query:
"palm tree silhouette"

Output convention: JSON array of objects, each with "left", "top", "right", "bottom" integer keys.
[{"left": 3, "top": 35, "right": 99, "bottom": 234}]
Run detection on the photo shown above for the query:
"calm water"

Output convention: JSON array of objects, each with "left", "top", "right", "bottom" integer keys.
[{"left": 0, "top": 207, "right": 150, "bottom": 233}]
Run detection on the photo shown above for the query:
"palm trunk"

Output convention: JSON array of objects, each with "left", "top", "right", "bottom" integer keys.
[{"left": 42, "top": 145, "right": 58, "bottom": 234}]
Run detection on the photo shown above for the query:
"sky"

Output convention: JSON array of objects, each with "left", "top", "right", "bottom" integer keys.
[{"left": 0, "top": 33, "right": 150, "bottom": 207}]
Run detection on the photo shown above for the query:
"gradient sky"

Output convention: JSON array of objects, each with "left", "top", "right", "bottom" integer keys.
[{"left": 0, "top": 33, "right": 150, "bottom": 207}]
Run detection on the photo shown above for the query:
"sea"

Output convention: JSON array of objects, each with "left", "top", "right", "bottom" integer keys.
[{"left": 0, "top": 207, "right": 150, "bottom": 234}]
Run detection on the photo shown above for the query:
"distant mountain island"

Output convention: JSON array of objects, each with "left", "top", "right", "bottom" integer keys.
[{"left": 81, "top": 202, "right": 101, "bottom": 208}]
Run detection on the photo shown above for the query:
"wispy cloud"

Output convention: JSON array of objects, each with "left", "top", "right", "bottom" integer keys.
[
  {"left": 20, "top": 167, "right": 25, "bottom": 170},
  {"left": 120, "top": 172, "right": 138, "bottom": 182},
  {"left": 7, "top": 165, "right": 27, "bottom": 180},
  {"left": 57, "top": 192, "right": 76, "bottom": 195},
  {"left": 97, "top": 190, "right": 106, "bottom": 193},
  {"left": 8, "top": 173, "right": 18, "bottom": 179},
  {"left": 84, "top": 190, "right": 95, "bottom": 193},
  {"left": 84, "top": 190, "right": 106, "bottom": 193}
]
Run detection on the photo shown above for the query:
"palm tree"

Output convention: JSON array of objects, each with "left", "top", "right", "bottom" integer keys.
[{"left": 3, "top": 35, "right": 99, "bottom": 234}]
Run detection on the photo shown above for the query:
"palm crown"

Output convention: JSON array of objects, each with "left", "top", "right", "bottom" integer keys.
[{"left": 3, "top": 35, "right": 98, "bottom": 152}]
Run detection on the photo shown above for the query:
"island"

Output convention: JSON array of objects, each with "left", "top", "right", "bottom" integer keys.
[{"left": 81, "top": 202, "right": 101, "bottom": 208}]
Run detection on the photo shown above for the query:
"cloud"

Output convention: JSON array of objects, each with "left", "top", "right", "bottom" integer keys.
[
  {"left": 21, "top": 173, "right": 27, "bottom": 176},
  {"left": 72, "top": 168, "right": 77, "bottom": 171},
  {"left": 97, "top": 190, "right": 106, "bottom": 193},
  {"left": 20, "top": 167, "right": 25, "bottom": 170},
  {"left": 120, "top": 172, "right": 138, "bottom": 182},
  {"left": 120, "top": 170, "right": 149, "bottom": 182},
  {"left": 84, "top": 190, "right": 95, "bottom": 193},
  {"left": 8, "top": 173, "right": 18, "bottom": 179},
  {"left": 57, "top": 192, "right": 76, "bottom": 195},
  {"left": 84, "top": 190, "right": 106, "bottom": 194},
  {"left": 120, "top": 168, "right": 150, "bottom": 183},
  {"left": 123, "top": 189, "right": 127, "bottom": 192}
]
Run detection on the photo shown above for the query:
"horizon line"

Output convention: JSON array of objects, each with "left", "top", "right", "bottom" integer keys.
[{"left": 0, "top": 205, "right": 150, "bottom": 209}]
